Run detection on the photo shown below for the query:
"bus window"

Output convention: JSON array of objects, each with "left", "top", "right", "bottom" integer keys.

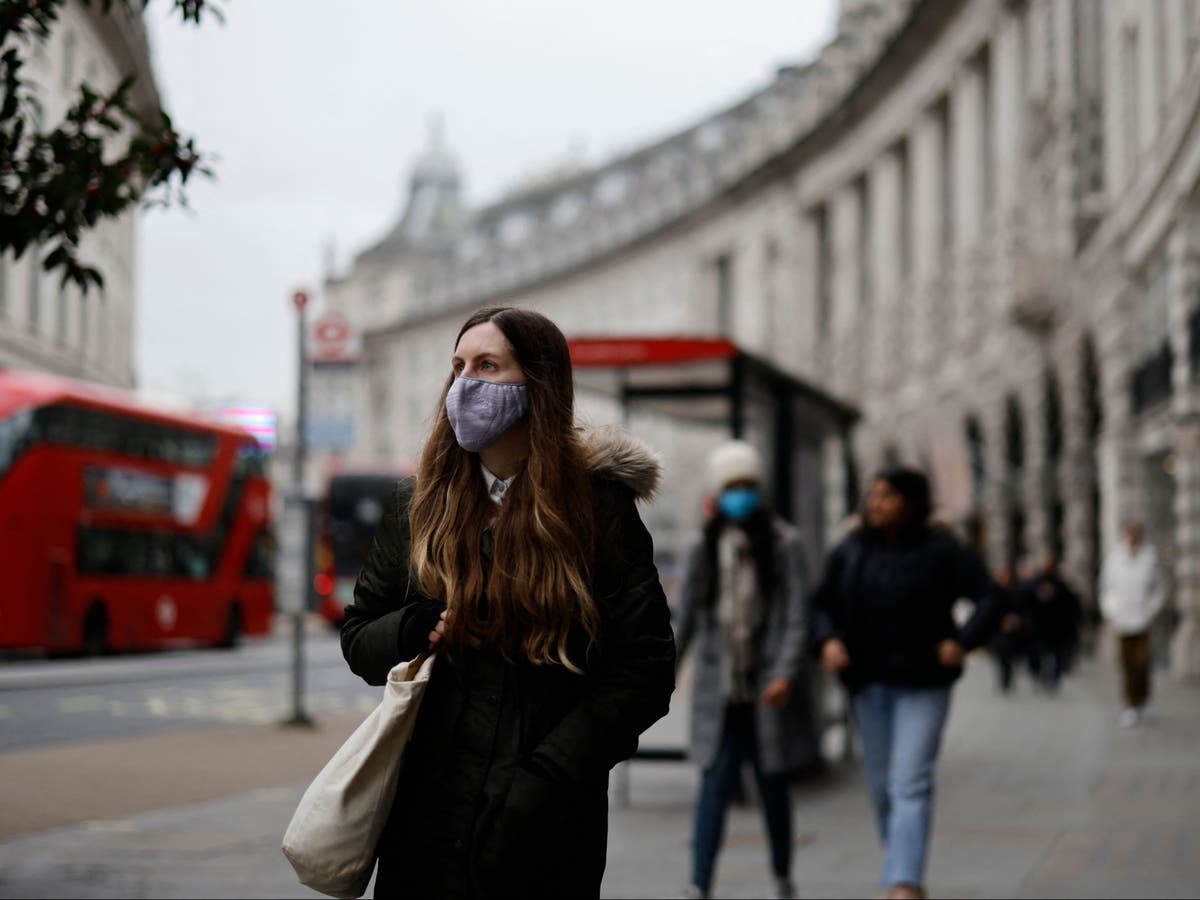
[
  {"left": 32, "top": 404, "right": 218, "bottom": 467},
  {"left": 78, "top": 527, "right": 217, "bottom": 579},
  {"left": 243, "top": 527, "right": 275, "bottom": 580},
  {"left": 316, "top": 473, "right": 401, "bottom": 627},
  {"left": 0, "top": 409, "right": 33, "bottom": 479}
]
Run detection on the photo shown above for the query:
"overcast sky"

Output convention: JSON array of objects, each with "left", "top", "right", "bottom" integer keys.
[{"left": 136, "top": 0, "right": 838, "bottom": 417}]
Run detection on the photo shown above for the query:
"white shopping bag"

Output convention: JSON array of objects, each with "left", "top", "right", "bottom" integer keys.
[{"left": 282, "top": 652, "right": 436, "bottom": 899}]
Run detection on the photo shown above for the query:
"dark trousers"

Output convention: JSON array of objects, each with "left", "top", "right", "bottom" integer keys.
[
  {"left": 691, "top": 702, "right": 792, "bottom": 892},
  {"left": 1118, "top": 632, "right": 1152, "bottom": 708},
  {"left": 1028, "top": 637, "right": 1067, "bottom": 691}
]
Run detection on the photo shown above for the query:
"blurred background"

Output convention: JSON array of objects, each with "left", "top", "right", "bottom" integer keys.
[{"left": 1, "top": 1, "right": 1199, "bottom": 897}]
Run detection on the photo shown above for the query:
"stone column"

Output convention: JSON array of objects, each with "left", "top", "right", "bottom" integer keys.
[
  {"left": 1022, "top": 378, "right": 1050, "bottom": 566},
  {"left": 992, "top": 6, "right": 1024, "bottom": 220},
  {"left": 830, "top": 182, "right": 864, "bottom": 398},
  {"left": 910, "top": 110, "right": 943, "bottom": 376},
  {"left": 981, "top": 403, "right": 1010, "bottom": 570},
  {"left": 1168, "top": 213, "right": 1200, "bottom": 681},
  {"left": 868, "top": 151, "right": 902, "bottom": 389}
]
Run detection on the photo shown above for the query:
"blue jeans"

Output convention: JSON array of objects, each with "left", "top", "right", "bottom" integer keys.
[
  {"left": 852, "top": 683, "right": 952, "bottom": 888},
  {"left": 691, "top": 703, "right": 792, "bottom": 892}
]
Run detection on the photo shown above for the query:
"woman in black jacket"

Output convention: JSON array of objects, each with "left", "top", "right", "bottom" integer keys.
[
  {"left": 810, "top": 466, "right": 1001, "bottom": 900},
  {"left": 341, "top": 306, "right": 676, "bottom": 899}
]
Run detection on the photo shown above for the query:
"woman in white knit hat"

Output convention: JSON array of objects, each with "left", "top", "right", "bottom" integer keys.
[{"left": 673, "top": 439, "right": 811, "bottom": 900}]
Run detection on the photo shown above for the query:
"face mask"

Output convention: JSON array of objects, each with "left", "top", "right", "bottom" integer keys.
[
  {"left": 718, "top": 487, "right": 761, "bottom": 522},
  {"left": 445, "top": 375, "right": 529, "bottom": 452}
]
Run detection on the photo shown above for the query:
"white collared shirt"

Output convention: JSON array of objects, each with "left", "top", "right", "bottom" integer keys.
[{"left": 480, "top": 462, "right": 517, "bottom": 505}]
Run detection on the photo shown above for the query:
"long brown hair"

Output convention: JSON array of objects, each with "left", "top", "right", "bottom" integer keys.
[{"left": 408, "top": 306, "right": 598, "bottom": 671}]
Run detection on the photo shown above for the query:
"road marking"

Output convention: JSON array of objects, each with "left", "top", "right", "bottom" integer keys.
[
  {"left": 145, "top": 697, "right": 171, "bottom": 717},
  {"left": 57, "top": 695, "right": 108, "bottom": 713},
  {"left": 81, "top": 819, "right": 136, "bottom": 832}
]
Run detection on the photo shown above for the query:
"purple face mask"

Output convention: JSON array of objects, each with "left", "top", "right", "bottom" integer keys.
[{"left": 445, "top": 375, "right": 529, "bottom": 452}]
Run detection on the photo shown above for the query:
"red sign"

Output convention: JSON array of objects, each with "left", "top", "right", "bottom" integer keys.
[
  {"left": 292, "top": 290, "right": 310, "bottom": 312},
  {"left": 567, "top": 337, "right": 739, "bottom": 368},
  {"left": 308, "top": 311, "right": 360, "bottom": 364}
]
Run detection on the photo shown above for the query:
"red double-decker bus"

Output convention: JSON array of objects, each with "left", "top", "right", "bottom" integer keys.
[{"left": 0, "top": 369, "right": 275, "bottom": 654}]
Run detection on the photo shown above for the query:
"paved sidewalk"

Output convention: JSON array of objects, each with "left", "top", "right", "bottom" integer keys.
[{"left": 1, "top": 654, "right": 1198, "bottom": 898}]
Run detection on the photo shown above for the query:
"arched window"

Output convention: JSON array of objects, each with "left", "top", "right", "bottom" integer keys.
[
  {"left": 1044, "top": 369, "right": 1063, "bottom": 463},
  {"left": 1005, "top": 394, "right": 1025, "bottom": 472},
  {"left": 1081, "top": 335, "right": 1102, "bottom": 443},
  {"left": 843, "top": 442, "right": 861, "bottom": 518},
  {"left": 965, "top": 416, "right": 986, "bottom": 507}
]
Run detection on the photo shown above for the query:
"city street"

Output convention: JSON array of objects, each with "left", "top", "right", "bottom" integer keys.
[
  {"left": 0, "top": 622, "right": 377, "bottom": 752},
  {"left": 1, "top": 636, "right": 1198, "bottom": 898}
]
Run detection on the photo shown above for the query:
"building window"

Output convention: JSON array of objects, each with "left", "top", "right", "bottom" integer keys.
[
  {"left": 714, "top": 253, "right": 734, "bottom": 335},
  {"left": 1044, "top": 369, "right": 1063, "bottom": 463},
  {"left": 813, "top": 205, "right": 832, "bottom": 338},
  {"left": 28, "top": 249, "right": 42, "bottom": 334},
  {"left": 80, "top": 289, "right": 89, "bottom": 353},
  {"left": 763, "top": 238, "right": 778, "bottom": 336},
  {"left": 55, "top": 284, "right": 67, "bottom": 345},
  {"left": 855, "top": 174, "right": 872, "bottom": 308},
  {"left": 1005, "top": 394, "right": 1025, "bottom": 473}
]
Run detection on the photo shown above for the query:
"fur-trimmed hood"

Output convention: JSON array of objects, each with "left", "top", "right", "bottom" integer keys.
[{"left": 578, "top": 425, "right": 661, "bottom": 502}]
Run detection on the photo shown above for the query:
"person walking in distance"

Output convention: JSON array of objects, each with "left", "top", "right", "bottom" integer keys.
[
  {"left": 1018, "top": 553, "right": 1083, "bottom": 693},
  {"left": 1100, "top": 521, "right": 1167, "bottom": 728},
  {"left": 340, "top": 306, "right": 676, "bottom": 899},
  {"left": 673, "top": 440, "right": 810, "bottom": 900},
  {"left": 809, "top": 466, "right": 1002, "bottom": 900},
  {"left": 986, "top": 564, "right": 1026, "bottom": 695}
]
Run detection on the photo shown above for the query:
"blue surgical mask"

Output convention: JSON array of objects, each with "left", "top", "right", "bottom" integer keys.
[
  {"left": 445, "top": 376, "right": 529, "bottom": 452},
  {"left": 718, "top": 487, "right": 761, "bottom": 522}
]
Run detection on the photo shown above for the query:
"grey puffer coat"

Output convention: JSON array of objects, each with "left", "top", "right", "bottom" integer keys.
[
  {"left": 672, "top": 514, "right": 810, "bottom": 774},
  {"left": 340, "top": 428, "right": 675, "bottom": 900}
]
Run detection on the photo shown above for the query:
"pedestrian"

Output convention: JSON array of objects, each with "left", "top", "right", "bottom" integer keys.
[
  {"left": 340, "top": 305, "right": 677, "bottom": 899},
  {"left": 1100, "top": 521, "right": 1167, "bottom": 728},
  {"left": 1018, "top": 553, "right": 1083, "bottom": 693},
  {"left": 809, "top": 466, "right": 1002, "bottom": 900},
  {"left": 986, "top": 564, "right": 1026, "bottom": 695},
  {"left": 673, "top": 439, "right": 810, "bottom": 900}
]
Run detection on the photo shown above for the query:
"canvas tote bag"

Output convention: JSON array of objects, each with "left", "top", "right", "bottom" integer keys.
[{"left": 282, "top": 652, "right": 436, "bottom": 899}]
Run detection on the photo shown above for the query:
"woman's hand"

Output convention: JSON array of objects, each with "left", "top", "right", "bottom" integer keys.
[
  {"left": 820, "top": 638, "right": 851, "bottom": 673},
  {"left": 937, "top": 638, "right": 965, "bottom": 668},
  {"left": 428, "top": 609, "right": 448, "bottom": 649},
  {"left": 759, "top": 677, "right": 793, "bottom": 709}
]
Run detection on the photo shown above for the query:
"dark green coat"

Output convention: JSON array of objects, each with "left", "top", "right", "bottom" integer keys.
[{"left": 341, "top": 431, "right": 675, "bottom": 899}]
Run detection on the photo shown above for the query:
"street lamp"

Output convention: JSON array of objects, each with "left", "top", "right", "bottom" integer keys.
[{"left": 282, "top": 288, "right": 315, "bottom": 728}]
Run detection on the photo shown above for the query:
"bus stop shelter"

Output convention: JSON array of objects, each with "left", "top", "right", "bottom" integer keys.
[
  {"left": 568, "top": 335, "right": 859, "bottom": 556},
  {"left": 569, "top": 336, "right": 861, "bottom": 786}
]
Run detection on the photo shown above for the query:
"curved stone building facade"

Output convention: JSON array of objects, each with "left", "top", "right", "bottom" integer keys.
[
  {"left": 330, "top": 0, "right": 1200, "bottom": 677},
  {"left": 0, "top": 1, "right": 159, "bottom": 388}
]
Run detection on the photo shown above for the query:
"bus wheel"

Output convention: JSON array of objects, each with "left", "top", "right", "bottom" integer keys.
[
  {"left": 220, "top": 603, "right": 243, "bottom": 650},
  {"left": 83, "top": 603, "right": 109, "bottom": 657}
]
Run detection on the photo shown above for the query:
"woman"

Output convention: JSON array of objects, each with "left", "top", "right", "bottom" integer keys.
[
  {"left": 809, "top": 466, "right": 1001, "bottom": 900},
  {"left": 341, "top": 306, "right": 676, "bottom": 899},
  {"left": 673, "top": 440, "right": 810, "bottom": 900}
]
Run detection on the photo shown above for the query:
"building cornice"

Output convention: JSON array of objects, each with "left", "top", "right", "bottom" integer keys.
[{"left": 80, "top": 0, "right": 162, "bottom": 118}]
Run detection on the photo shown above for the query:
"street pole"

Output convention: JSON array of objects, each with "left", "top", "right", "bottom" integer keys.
[{"left": 285, "top": 288, "right": 314, "bottom": 727}]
